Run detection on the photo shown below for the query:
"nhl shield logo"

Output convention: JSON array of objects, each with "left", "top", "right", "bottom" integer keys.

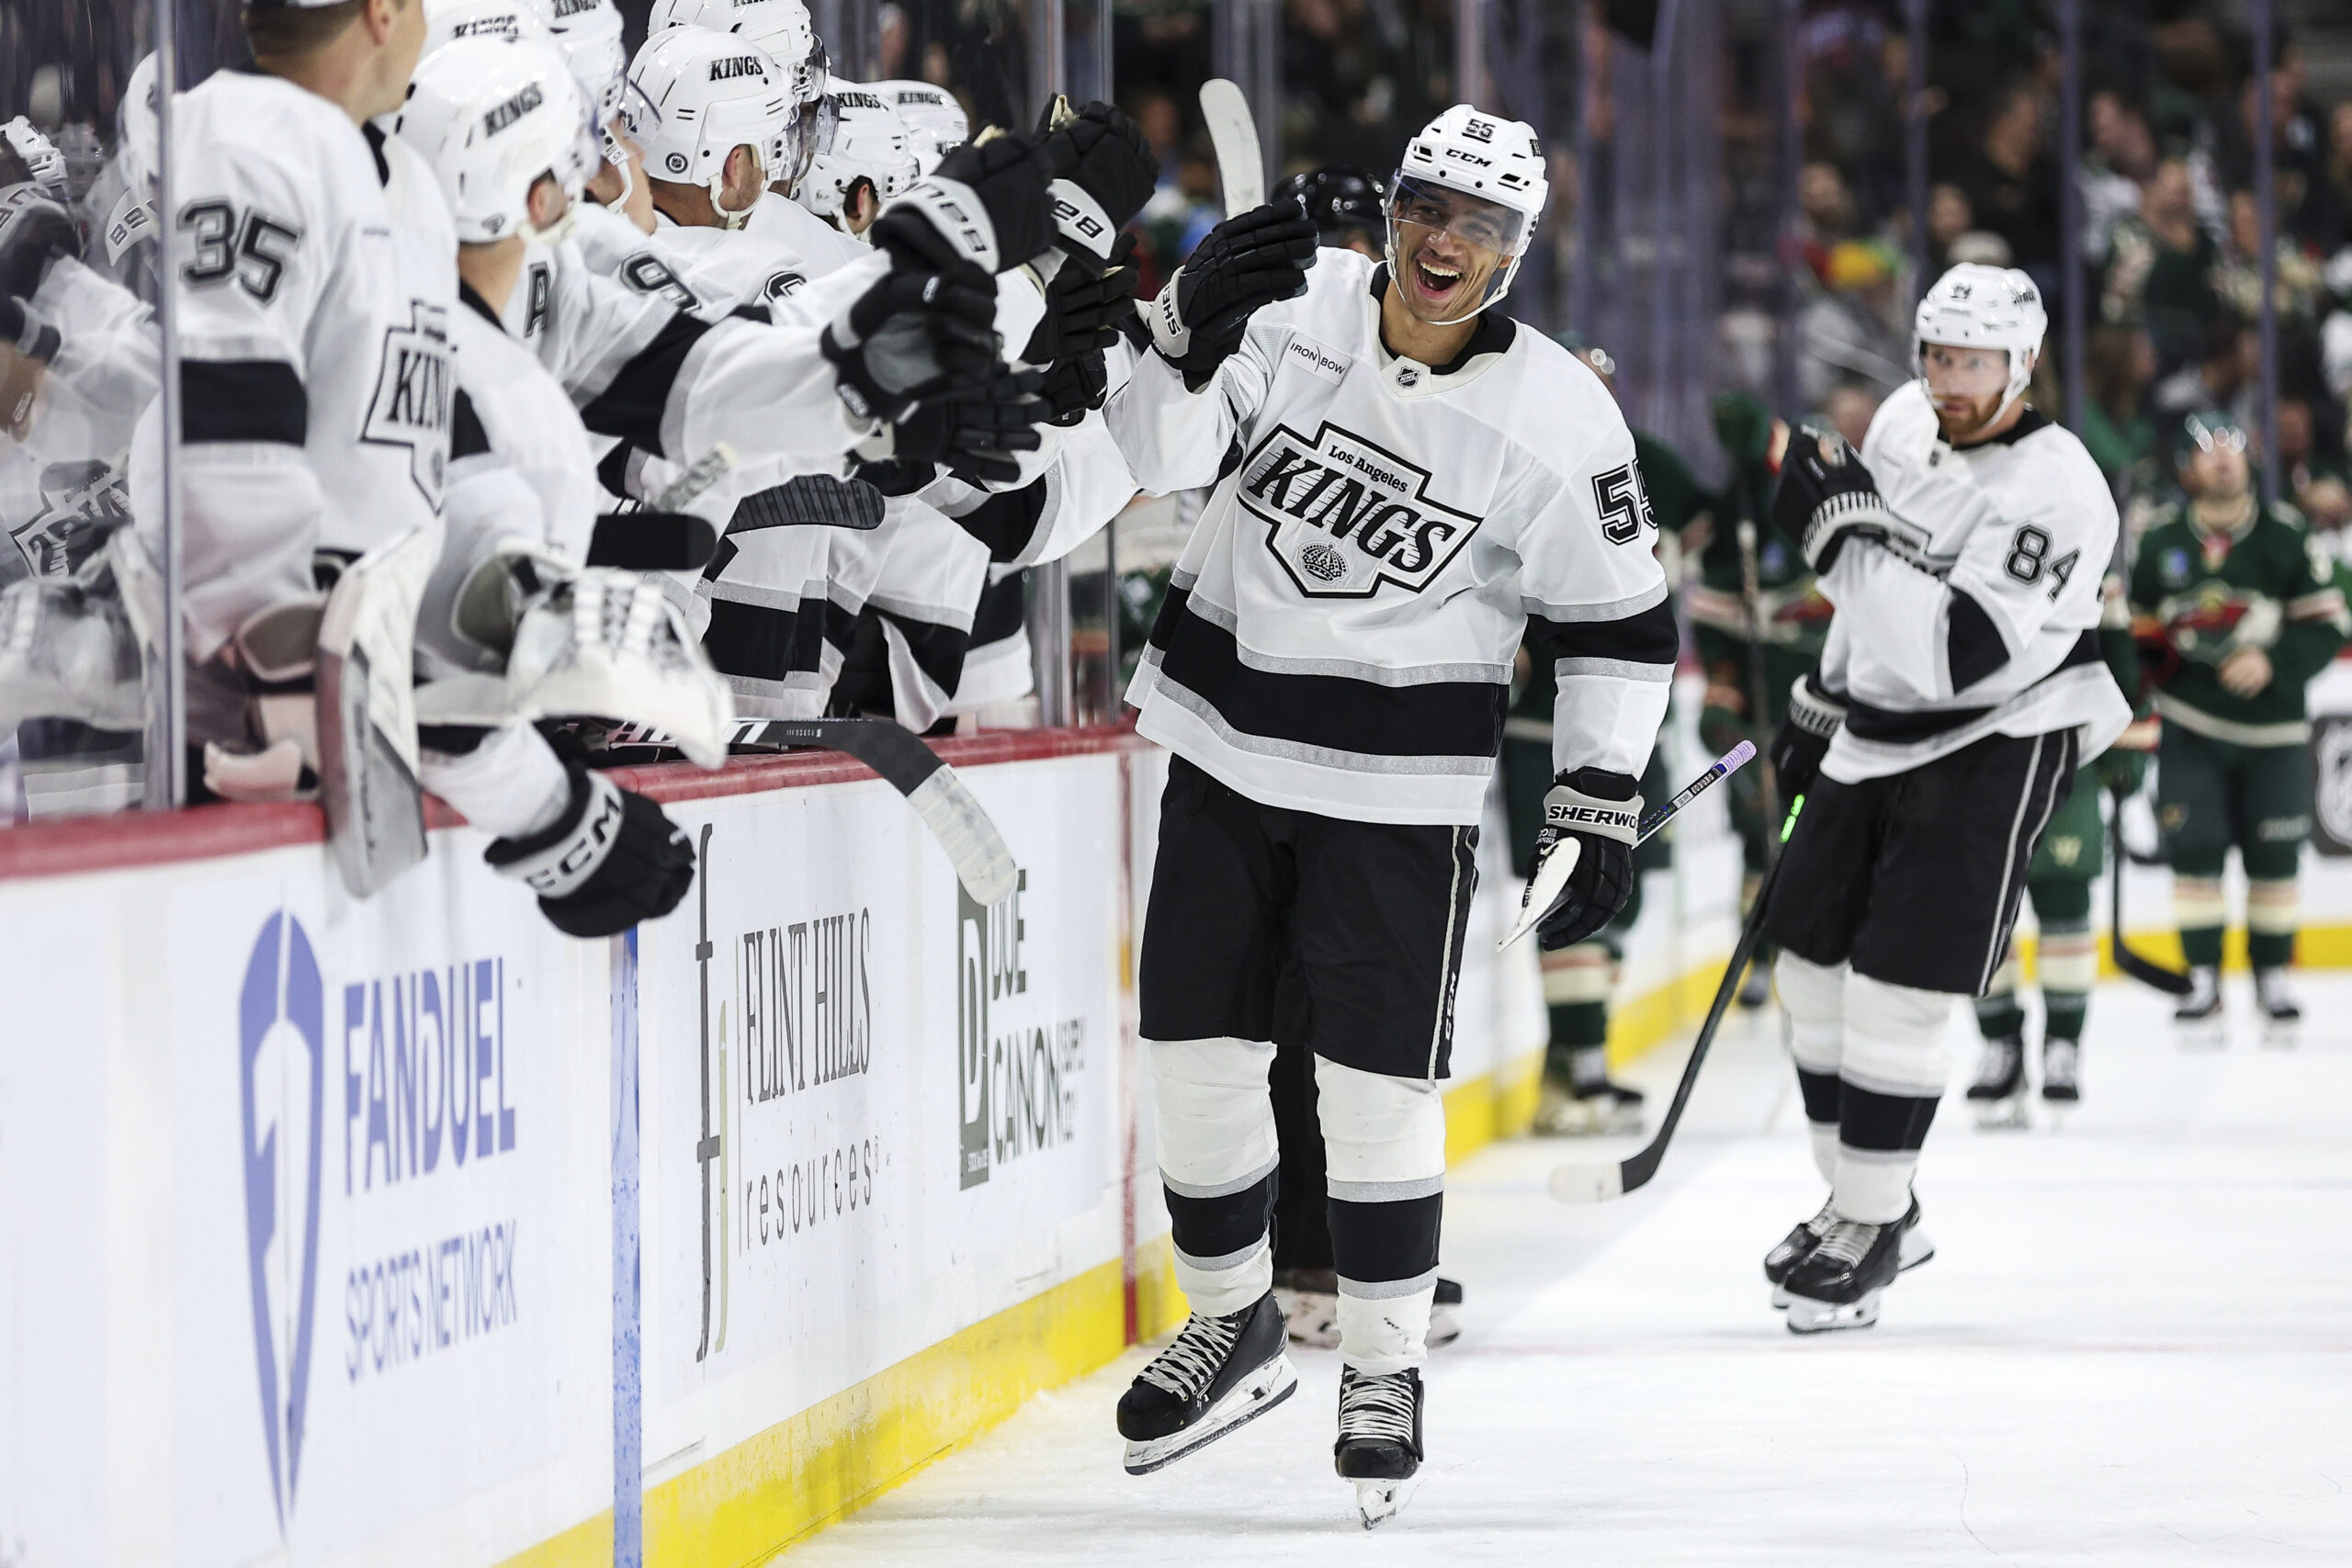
[{"left": 1238, "top": 422, "right": 1483, "bottom": 599}]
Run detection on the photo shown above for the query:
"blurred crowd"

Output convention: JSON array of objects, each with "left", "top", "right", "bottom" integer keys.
[{"left": 1781, "top": 2, "right": 2352, "bottom": 546}]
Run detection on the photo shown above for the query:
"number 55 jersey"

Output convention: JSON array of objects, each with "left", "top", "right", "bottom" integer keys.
[
  {"left": 1821, "top": 378, "right": 2132, "bottom": 782},
  {"left": 1104, "top": 248, "right": 1676, "bottom": 827}
]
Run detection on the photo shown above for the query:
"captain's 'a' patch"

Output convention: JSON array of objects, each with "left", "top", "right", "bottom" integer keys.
[{"left": 1237, "top": 422, "right": 1482, "bottom": 598}]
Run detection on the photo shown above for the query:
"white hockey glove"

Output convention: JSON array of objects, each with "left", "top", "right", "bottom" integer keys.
[
  {"left": 482, "top": 759, "right": 695, "bottom": 938},
  {"left": 1769, "top": 673, "right": 1844, "bottom": 799},
  {"left": 1527, "top": 768, "right": 1643, "bottom": 951},
  {"left": 1774, "top": 424, "right": 1894, "bottom": 572},
  {"left": 1148, "top": 201, "right": 1317, "bottom": 390}
]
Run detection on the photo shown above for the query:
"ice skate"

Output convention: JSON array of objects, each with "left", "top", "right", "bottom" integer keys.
[
  {"left": 1762, "top": 1198, "right": 1836, "bottom": 1308},
  {"left": 1966, "top": 1034, "right": 2030, "bottom": 1129},
  {"left": 2256, "top": 969, "right": 2301, "bottom": 1047},
  {"left": 1118, "top": 1293, "right": 1297, "bottom": 1474},
  {"left": 1334, "top": 1366, "right": 1422, "bottom": 1529},
  {"left": 1428, "top": 1277, "right": 1464, "bottom": 1348},
  {"left": 1768, "top": 1195, "right": 1929, "bottom": 1307},
  {"left": 1782, "top": 1213, "right": 1909, "bottom": 1334},
  {"left": 2040, "top": 1038, "right": 2080, "bottom": 1115},
  {"left": 1533, "top": 1065, "right": 1645, "bottom": 1136},
  {"left": 1273, "top": 1268, "right": 1340, "bottom": 1349},
  {"left": 2174, "top": 965, "right": 2224, "bottom": 1045}
]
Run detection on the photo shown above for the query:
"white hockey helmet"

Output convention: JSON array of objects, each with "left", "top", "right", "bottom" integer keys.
[
  {"left": 399, "top": 37, "right": 599, "bottom": 244},
  {"left": 793, "top": 84, "right": 918, "bottom": 232},
  {"left": 118, "top": 53, "right": 161, "bottom": 197},
  {"left": 629, "top": 25, "right": 794, "bottom": 223},
  {"left": 870, "top": 79, "right": 967, "bottom": 174},
  {"left": 0, "top": 118, "right": 65, "bottom": 201},
  {"left": 1912, "top": 262, "right": 2047, "bottom": 414},
  {"left": 1385, "top": 104, "right": 1547, "bottom": 322},
  {"left": 424, "top": 0, "right": 556, "bottom": 54},
  {"left": 548, "top": 0, "right": 662, "bottom": 204},
  {"left": 649, "top": 0, "right": 826, "bottom": 104}
]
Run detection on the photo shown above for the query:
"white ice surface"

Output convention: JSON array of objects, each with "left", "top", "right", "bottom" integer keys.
[{"left": 781, "top": 974, "right": 2352, "bottom": 1565}]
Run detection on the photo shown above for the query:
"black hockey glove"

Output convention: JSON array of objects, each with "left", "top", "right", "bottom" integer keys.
[
  {"left": 0, "top": 294, "right": 59, "bottom": 365},
  {"left": 1036, "top": 99, "right": 1159, "bottom": 260},
  {"left": 482, "top": 762, "right": 695, "bottom": 939},
  {"left": 0, "top": 192, "right": 78, "bottom": 300},
  {"left": 1025, "top": 232, "right": 1140, "bottom": 423},
  {"left": 1769, "top": 673, "right": 1844, "bottom": 801},
  {"left": 1529, "top": 768, "right": 1643, "bottom": 952},
  {"left": 822, "top": 259, "right": 1001, "bottom": 424},
  {"left": 853, "top": 457, "right": 940, "bottom": 497},
  {"left": 1148, "top": 200, "right": 1317, "bottom": 390},
  {"left": 889, "top": 367, "right": 1049, "bottom": 487},
  {"left": 871, "top": 132, "right": 1052, "bottom": 276},
  {"left": 1774, "top": 424, "right": 1894, "bottom": 573}
]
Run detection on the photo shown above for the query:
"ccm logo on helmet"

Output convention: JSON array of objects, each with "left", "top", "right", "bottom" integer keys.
[
  {"left": 709, "top": 55, "right": 767, "bottom": 81},
  {"left": 1443, "top": 147, "right": 1493, "bottom": 168}
]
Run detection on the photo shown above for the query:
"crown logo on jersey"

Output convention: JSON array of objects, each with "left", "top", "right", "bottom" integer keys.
[{"left": 1238, "top": 422, "right": 1484, "bottom": 599}]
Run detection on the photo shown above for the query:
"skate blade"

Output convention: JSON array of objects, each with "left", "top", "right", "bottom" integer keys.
[
  {"left": 1970, "top": 1094, "right": 2030, "bottom": 1131},
  {"left": 1352, "top": 1475, "right": 1419, "bottom": 1529},
  {"left": 1785, "top": 1291, "right": 1883, "bottom": 1335},
  {"left": 1281, "top": 1290, "right": 1341, "bottom": 1349},
  {"left": 1122, "top": 1354, "right": 1298, "bottom": 1475},
  {"left": 1533, "top": 1102, "right": 1645, "bottom": 1138},
  {"left": 1427, "top": 1302, "right": 1463, "bottom": 1349},
  {"left": 2261, "top": 1020, "right": 2301, "bottom": 1049},
  {"left": 1896, "top": 1227, "right": 1935, "bottom": 1273},
  {"left": 2174, "top": 1020, "right": 2227, "bottom": 1050}
]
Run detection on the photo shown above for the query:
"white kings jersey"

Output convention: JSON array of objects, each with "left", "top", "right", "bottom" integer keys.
[
  {"left": 1105, "top": 248, "right": 1676, "bottom": 826},
  {"left": 1820, "top": 379, "right": 2132, "bottom": 781},
  {"left": 157, "top": 73, "right": 457, "bottom": 660}
]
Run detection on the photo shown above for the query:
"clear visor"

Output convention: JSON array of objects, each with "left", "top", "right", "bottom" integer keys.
[
  {"left": 779, "top": 93, "right": 840, "bottom": 191},
  {"left": 797, "top": 40, "right": 831, "bottom": 107},
  {"left": 1385, "top": 175, "right": 1528, "bottom": 261},
  {"left": 605, "top": 77, "right": 661, "bottom": 160},
  {"left": 2185, "top": 422, "right": 2249, "bottom": 456},
  {"left": 1917, "top": 341, "right": 2011, "bottom": 399}
]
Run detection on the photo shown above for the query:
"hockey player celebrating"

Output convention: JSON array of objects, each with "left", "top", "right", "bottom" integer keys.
[
  {"left": 1760, "top": 263, "right": 2132, "bottom": 1333},
  {"left": 1104, "top": 107, "right": 1676, "bottom": 1523},
  {"left": 2130, "top": 412, "right": 2348, "bottom": 1029}
]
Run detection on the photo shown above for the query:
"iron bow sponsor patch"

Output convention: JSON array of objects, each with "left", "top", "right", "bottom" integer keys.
[{"left": 1283, "top": 332, "right": 1351, "bottom": 384}]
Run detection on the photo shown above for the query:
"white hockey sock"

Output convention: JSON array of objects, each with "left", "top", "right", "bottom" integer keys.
[{"left": 1150, "top": 1037, "right": 1278, "bottom": 1317}]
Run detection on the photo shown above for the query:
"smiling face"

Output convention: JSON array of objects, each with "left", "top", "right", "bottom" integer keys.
[
  {"left": 1386, "top": 177, "right": 1521, "bottom": 325},
  {"left": 1919, "top": 340, "right": 2016, "bottom": 440}
]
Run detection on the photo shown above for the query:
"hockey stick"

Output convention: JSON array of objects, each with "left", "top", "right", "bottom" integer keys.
[
  {"left": 2108, "top": 796, "right": 2192, "bottom": 995},
  {"left": 1547, "top": 794, "right": 1799, "bottom": 1204},
  {"left": 729, "top": 717, "right": 1020, "bottom": 906},
  {"left": 1199, "top": 79, "right": 1264, "bottom": 217},
  {"left": 1498, "top": 740, "right": 1757, "bottom": 951}
]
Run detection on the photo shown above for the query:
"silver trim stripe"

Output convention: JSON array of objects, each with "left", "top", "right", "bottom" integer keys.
[
  {"left": 1159, "top": 1154, "right": 1280, "bottom": 1201},
  {"left": 1521, "top": 578, "right": 1670, "bottom": 624},
  {"left": 1555, "top": 656, "right": 1675, "bottom": 682},
  {"left": 1176, "top": 1241, "right": 1268, "bottom": 1274},
  {"left": 1337, "top": 1268, "right": 1440, "bottom": 1301},
  {"left": 1327, "top": 1174, "right": 1445, "bottom": 1202}
]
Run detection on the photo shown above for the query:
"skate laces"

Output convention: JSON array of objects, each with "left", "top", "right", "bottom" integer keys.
[
  {"left": 1138, "top": 1309, "right": 1245, "bottom": 1401},
  {"left": 1974, "top": 1039, "right": 2019, "bottom": 1081},
  {"left": 1338, "top": 1371, "right": 1418, "bottom": 1444},
  {"left": 1811, "top": 1220, "right": 1880, "bottom": 1269}
]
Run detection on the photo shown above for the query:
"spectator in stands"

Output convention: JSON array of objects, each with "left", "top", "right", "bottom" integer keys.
[
  {"left": 2310, "top": 102, "right": 2352, "bottom": 253},
  {"left": 2082, "top": 321, "right": 2161, "bottom": 506},
  {"left": 2152, "top": 311, "right": 2257, "bottom": 475},
  {"left": 2215, "top": 187, "right": 2327, "bottom": 330},
  {"left": 1927, "top": 181, "right": 1973, "bottom": 272},
  {"left": 1797, "top": 238, "right": 1910, "bottom": 407},
  {"left": 2103, "top": 156, "right": 2222, "bottom": 368},
  {"left": 2280, "top": 396, "right": 2352, "bottom": 530},
  {"left": 2081, "top": 89, "right": 2159, "bottom": 266},
  {"left": 1950, "top": 77, "right": 2063, "bottom": 280},
  {"left": 2215, "top": 41, "right": 2329, "bottom": 244}
]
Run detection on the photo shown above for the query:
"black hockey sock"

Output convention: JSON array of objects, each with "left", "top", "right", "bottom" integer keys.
[
  {"left": 2042, "top": 992, "right": 2087, "bottom": 1045},
  {"left": 1973, "top": 989, "right": 2026, "bottom": 1041}
]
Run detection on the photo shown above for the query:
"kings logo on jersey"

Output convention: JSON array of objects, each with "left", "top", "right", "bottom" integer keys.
[
  {"left": 361, "top": 299, "right": 454, "bottom": 510},
  {"left": 1237, "top": 422, "right": 1482, "bottom": 598}
]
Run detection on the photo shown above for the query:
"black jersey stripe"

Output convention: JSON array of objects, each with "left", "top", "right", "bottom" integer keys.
[
  {"left": 1526, "top": 599, "right": 1680, "bottom": 666},
  {"left": 449, "top": 388, "right": 491, "bottom": 460},
  {"left": 578, "top": 310, "right": 711, "bottom": 456},
  {"left": 1846, "top": 630, "right": 2101, "bottom": 743},
  {"left": 181, "top": 360, "right": 305, "bottom": 446},
  {"left": 702, "top": 595, "right": 826, "bottom": 683},
  {"left": 969, "top": 570, "right": 1028, "bottom": 647},
  {"left": 1946, "top": 587, "right": 2010, "bottom": 689},
  {"left": 1149, "top": 588, "right": 1506, "bottom": 760},
  {"left": 949, "top": 481, "right": 1050, "bottom": 563}
]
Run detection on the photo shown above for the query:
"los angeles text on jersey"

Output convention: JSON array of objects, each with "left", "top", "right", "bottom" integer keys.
[{"left": 1238, "top": 421, "right": 1482, "bottom": 598}]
